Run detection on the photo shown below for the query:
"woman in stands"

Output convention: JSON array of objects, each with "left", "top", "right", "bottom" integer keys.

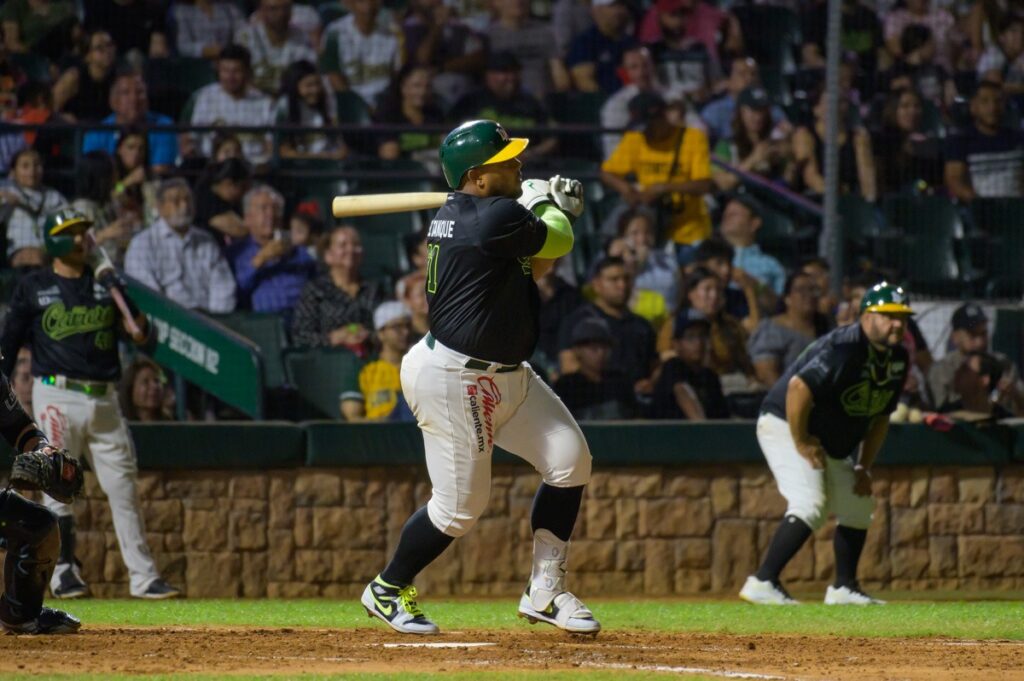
[
  {"left": 0, "top": 147, "right": 65, "bottom": 267},
  {"left": 875, "top": 88, "right": 944, "bottom": 195},
  {"left": 119, "top": 357, "right": 174, "bottom": 422},
  {"left": 373, "top": 64, "right": 444, "bottom": 170},
  {"left": 713, "top": 86, "right": 794, "bottom": 192},
  {"left": 274, "top": 59, "right": 347, "bottom": 160},
  {"left": 113, "top": 128, "right": 158, "bottom": 224},
  {"left": 52, "top": 29, "right": 118, "bottom": 122}
]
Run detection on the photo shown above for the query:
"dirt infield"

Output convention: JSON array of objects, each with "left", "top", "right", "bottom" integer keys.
[{"left": 1, "top": 626, "right": 1022, "bottom": 679}]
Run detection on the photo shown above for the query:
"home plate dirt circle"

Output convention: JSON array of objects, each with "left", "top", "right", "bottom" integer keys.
[{"left": 0, "top": 627, "right": 1020, "bottom": 679}]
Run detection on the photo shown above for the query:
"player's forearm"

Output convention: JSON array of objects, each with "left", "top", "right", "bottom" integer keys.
[
  {"left": 534, "top": 204, "right": 573, "bottom": 259},
  {"left": 785, "top": 376, "right": 816, "bottom": 445},
  {"left": 858, "top": 415, "right": 890, "bottom": 469},
  {"left": 531, "top": 257, "right": 556, "bottom": 281}
]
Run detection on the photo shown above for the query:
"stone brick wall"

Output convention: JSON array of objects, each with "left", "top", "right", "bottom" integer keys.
[{"left": 58, "top": 464, "right": 1024, "bottom": 598}]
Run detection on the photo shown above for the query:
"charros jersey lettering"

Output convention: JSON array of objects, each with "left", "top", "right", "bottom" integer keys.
[{"left": 425, "top": 192, "right": 548, "bottom": 364}]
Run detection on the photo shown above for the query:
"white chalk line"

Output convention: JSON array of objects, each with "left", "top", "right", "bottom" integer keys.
[
  {"left": 382, "top": 642, "right": 497, "bottom": 649},
  {"left": 582, "top": 661, "right": 787, "bottom": 680}
]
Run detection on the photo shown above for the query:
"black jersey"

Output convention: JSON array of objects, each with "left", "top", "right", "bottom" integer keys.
[
  {"left": 761, "top": 322, "right": 909, "bottom": 460},
  {"left": 1, "top": 267, "right": 123, "bottom": 382},
  {"left": 425, "top": 192, "right": 548, "bottom": 365}
]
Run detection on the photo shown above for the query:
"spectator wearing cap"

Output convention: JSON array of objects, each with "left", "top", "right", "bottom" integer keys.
[
  {"left": 558, "top": 256, "right": 658, "bottom": 395},
  {"left": 194, "top": 157, "right": 252, "bottom": 245},
  {"left": 81, "top": 73, "right": 178, "bottom": 173},
  {"left": 945, "top": 81, "right": 1024, "bottom": 202},
  {"left": 319, "top": 0, "right": 402, "bottom": 107},
  {"left": 553, "top": 317, "right": 636, "bottom": 421},
  {"left": 292, "top": 223, "right": 386, "bottom": 352},
  {"left": 340, "top": 301, "right": 415, "bottom": 422},
  {"left": 190, "top": 44, "right": 274, "bottom": 166},
  {"left": 125, "top": 178, "right": 237, "bottom": 314},
  {"left": 487, "top": 0, "right": 568, "bottom": 100},
  {"left": 700, "top": 57, "right": 787, "bottom": 146},
  {"left": 649, "top": 316, "right": 729, "bottom": 420},
  {"left": 927, "top": 303, "right": 1024, "bottom": 415},
  {"left": 712, "top": 86, "right": 794, "bottom": 193},
  {"left": 229, "top": 185, "right": 316, "bottom": 318},
  {"left": 941, "top": 351, "right": 1015, "bottom": 421},
  {"left": 601, "top": 91, "right": 713, "bottom": 265},
  {"left": 645, "top": 0, "right": 724, "bottom": 106},
  {"left": 747, "top": 271, "right": 830, "bottom": 387},
  {"left": 719, "top": 194, "right": 785, "bottom": 300},
  {"left": 565, "top": 0, "right": 636, "bottom": 95},
  {"left": 234, "top": 0, "right": 316, "bottom": 96},
  {"left": 402, "top": 0, "right": 484, "bottom": 110},
  {"left": 449, "top": 51, "right": 557, "bottom": 160}
]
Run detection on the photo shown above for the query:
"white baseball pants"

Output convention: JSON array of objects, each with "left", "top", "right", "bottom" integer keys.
[
  {"left": 755, "top": 413, "right": 874, "bottom": 531},
  {"left": 33, "top": 378, "right": 161, "bottom": 595},
  {"left": 402, "top": 336, "right": 592, "bottom": 538}
]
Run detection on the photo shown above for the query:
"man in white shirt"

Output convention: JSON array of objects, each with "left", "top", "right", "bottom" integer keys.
[
  {"left": 125, "top": 178, "right": 237, "bottom": 314},
  {"left": 320, "top": 0, "right": 402, "bottom": 107},
  {"left": 235, "top": 0, "right": 316, "bottom": 95},
  {"left": 190, "top": 44, "right": 273, "bottom": 164}
]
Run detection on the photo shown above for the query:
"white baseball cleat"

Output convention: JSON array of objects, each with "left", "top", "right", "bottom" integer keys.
[
  {"left": 518, "top": 529, "right": 600, "bottom": 634},
  {"left": 361, "top": 575, "right": 440, "bottom": 635},
  {"left": 739, "top": 576, "right": 799, "bottom": 605},
  {"left": 824, "top": 584, "right": 886, "bottom": 605},
  {"left": 518, "top": 586, "right": 601, "bottom": 634}
]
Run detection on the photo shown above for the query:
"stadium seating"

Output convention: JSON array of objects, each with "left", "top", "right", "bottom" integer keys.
[
  {"left": 968, "top": 198, "right": 1024, "bottom": 297},
  {"left": 146, "top": 58, "right": 216, "bottom": 122},
  {"left": 284, "top": 346, "right": 363, "bottom": 419}
]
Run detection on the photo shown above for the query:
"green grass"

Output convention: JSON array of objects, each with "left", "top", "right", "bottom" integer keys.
[
  {"left": 14, "top": 675, "right": 714, "bottom": 681},
  {"left": 64, "top": 597, "right": 1024, "bottom": 639}
]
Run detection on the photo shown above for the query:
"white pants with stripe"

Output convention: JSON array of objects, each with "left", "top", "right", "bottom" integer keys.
[
  {"left": 33, "top": 378, "right": 160, "bottom": 595},
  {"left": 402, "top": 336, "right": 592, "bottom": 538},
  {"left": 756, "top": 413, "right": 874, "bottom": 531}
]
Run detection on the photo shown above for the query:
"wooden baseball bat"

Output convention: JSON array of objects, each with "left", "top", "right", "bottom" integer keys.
[{"left": 332, "top": 192, "right": 449, "bottom": 218}]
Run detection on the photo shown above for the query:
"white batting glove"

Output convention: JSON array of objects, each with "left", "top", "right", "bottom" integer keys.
[
  {"left": 517, "top": 178, "right": 552, "bottom": 211},
  {"left": 547, "top": 175, "right": 584, "bottom": 219}
]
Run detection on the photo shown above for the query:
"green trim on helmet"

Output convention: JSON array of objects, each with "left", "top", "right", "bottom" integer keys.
[
  {"left": 860, "top": 281, "right": 914, "bottom": 315},
  {"left": 438, "top": 119, "right": 529, "bottom": 189},
  {"left": 44, "top": 208, "right": 92, "bottom": 257}
]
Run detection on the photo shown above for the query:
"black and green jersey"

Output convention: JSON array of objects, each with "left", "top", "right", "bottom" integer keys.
[
  {"left": 761, "top": 322, "right": 909, "bottom": 459},
  {"left": 1, "top": 267, "right": 123, "bottom": 382},
  {"left": 425, "top": 192, "right": 548, "bottom": 365}
]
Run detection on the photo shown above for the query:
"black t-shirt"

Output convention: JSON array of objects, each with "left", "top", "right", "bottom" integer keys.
[
  {"left": 947, "top": 126, "right": 1024, "bottom": 198},
  {"left": 876, "top": 128, "right": 944, "bottom": 194},
  {"left": 553, "top": 370, "right": 636, "bottom": 420},
  {"left": 0, "top": 267, "right": 124, "bottom": 382},
  {"left": 64, "top": 62, "right": 116, "bottom": 123},
  {"left": 649, "top": 39, "right": 714, "bottom": 99},
  {"left": 426, "top": 192, "right": 548, "bottom": 364},
  {"left": 193, "top": 182, "right": 240, "bottom": 248},
  {"left": 649, "top": 357, "right": 730, "bottom": 419},
  {"left": 537, "top": 277, "right": 583, "bottom": 363},
  {"left": 83, "top": 0, "right": 165, "bottom": 55},
  {"left": 761, "top": 322, "right": 909, "bottom": 459},
  {"left": 558, "top": 303, "right": 657, "bottom": 385}
]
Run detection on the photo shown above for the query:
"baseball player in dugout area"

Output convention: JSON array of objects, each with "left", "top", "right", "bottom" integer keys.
[
  {"left": 740, "top": 283, "right": 913, "bottom": 606},
  {"left": 361, "top": 120, "right": 599, "bottom": 636},
  {"left": 0, "top": 208, "right": 181, "bottom": 600}
]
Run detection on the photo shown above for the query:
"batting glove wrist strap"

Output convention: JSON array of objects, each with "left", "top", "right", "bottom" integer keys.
[{"left": 517, "top": 179, "right": 552, "bottom": 212}]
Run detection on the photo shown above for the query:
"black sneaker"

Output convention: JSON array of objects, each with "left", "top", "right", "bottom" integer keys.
[
  {"left": 1, "top": 607, "right": 81, "bottom": 634},
  {"left": 133, "top": 579, "right": 182, "bottom": 600},
  {"left": 360, "top": 575, "right": 439, "bottom": 635},
  {"left": 50, "top": 562, "right": 89, "bottom": 600}
]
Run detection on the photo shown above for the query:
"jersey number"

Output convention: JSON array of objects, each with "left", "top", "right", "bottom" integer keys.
[{"left": 426, "top": 243, "right": 440, "bottom": 294}]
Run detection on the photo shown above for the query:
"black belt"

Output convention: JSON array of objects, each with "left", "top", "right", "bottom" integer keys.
[{"left": 425, "top": 333, "right": 519, "bottom": 373}]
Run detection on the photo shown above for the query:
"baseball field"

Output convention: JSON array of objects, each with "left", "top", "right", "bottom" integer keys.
[{"left": 2, "top": 595, "right": 1022, "bottom": 680}]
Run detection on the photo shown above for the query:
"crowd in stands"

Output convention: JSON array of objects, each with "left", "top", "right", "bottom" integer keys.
[{"left": 0, "top": 0, "right": 1023, "bottom": 424}]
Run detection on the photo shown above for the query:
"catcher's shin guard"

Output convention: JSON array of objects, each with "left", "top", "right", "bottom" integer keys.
[
  {"left": 0, "top": 490, "right": 60, "bottom": 624},
  {"left": 517, "top": 529, "right": 600, "bottom": 634}
]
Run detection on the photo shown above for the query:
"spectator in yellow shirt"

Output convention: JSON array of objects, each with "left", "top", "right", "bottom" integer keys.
[
  {"left": 600, "top": 91, "right": 713, "bottom": 266},
  {"left": 340, "top": 301, "right": 415, "bottom": 422}
]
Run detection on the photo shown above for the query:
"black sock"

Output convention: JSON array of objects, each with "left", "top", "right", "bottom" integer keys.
[
  {"left": 833, "top": 525, "right": 868, "bottom": 588},
  {"left": 380, "top": 506, "right": 454, "bottom": 588},
  {"left": 57, "top": 516, "right": 75, "bottom": 566},
  {"left": 755, "top": 515, "right": 813, "bottom": 583},
  {"left": 531, "top": 483, "right": 584, "bottom": 542}
]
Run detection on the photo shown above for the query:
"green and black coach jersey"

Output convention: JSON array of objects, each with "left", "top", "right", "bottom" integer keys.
[
  {"left": 761, "top": 323, "right": 909, "bottom": 460},
  {"left": 425, "top": 192, "right": 547, "bottom": 365}
]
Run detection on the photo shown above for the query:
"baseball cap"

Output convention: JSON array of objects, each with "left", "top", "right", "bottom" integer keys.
[
  {"left": 673, "top": 316, "right": 711, "bottom": 340},
  {"left": 628, "top": 91, "right": 668, "bottom": 127},
  {"left": 373, "top": 301, "right": 410, "bottom": 331},
  {"left": 727, "top": 192, "right": 765, "bottom": 220},
  {"left": 737, "top": 86, "right": 772, "bottom": 111},
  {"left": 952, "top": 303, "right": 987, "bottom": 332},
  {"left": 488, "top": 51, "right": 521, "bottom": 73},
  {"left": 570, "top": 318, "right": 614, "bottom": 347}
]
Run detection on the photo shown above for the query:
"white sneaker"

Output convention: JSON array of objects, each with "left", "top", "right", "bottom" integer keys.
[
  {"left": 824, "top": 584, "right": 886, "bottom": 605},
  {"left": 518, "top": 529, "right": 600, "bottom": 634},
  {"left": 739, "top": 576, "right": 799, "bottom": 605},
  {"left": 360, "top": 575, "right": 440, "bottom": 635},
  {"left": 518, "top": 585, "right": 601, "bottom": 634}
]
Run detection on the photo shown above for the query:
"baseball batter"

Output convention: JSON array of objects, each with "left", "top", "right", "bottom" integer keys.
[
  {"left": 0, "top": 209, "right": 180, "bottom": 600},
  {"left": 361, "top": 120, "right": 599, "bottom": 635},
  {"left": 740, "top": 283, "right": 912, "bottom": 606}
]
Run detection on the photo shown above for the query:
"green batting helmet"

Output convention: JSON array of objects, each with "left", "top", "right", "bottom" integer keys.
[
  {"left": 860, "top": 281, "right": 914, "bottom": 315},
  {"left": 439, "top": 120, "right": 529, "bottom": 189},
  {"left": 44, "top": 208, "right": 92, "bottom": 257}
]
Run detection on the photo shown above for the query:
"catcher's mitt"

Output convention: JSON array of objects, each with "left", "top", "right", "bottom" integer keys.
[{"left": 9, "top": 448, "right": 84, "bottom": 504}]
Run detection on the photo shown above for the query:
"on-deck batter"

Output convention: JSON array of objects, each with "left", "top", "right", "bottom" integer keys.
[{"left": 361, "top": 119, "right": 598, "bottom": 635}]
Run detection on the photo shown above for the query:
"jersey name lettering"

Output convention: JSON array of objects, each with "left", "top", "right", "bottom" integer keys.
[{"left": 428, "top": 219, "right": 455, "bottom": 239}]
